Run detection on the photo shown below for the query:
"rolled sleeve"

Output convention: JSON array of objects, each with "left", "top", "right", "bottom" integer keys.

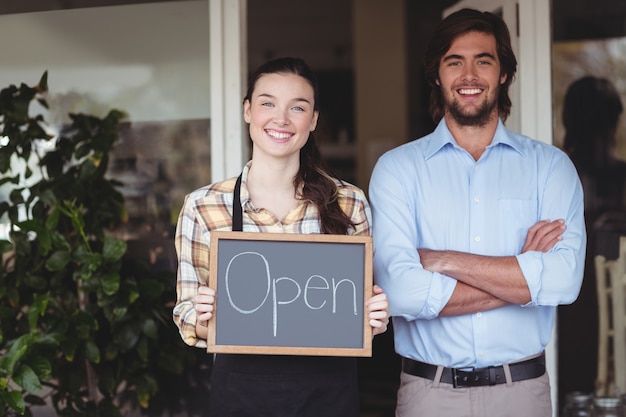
[
  {"left": 370, "top": 153, "right": 456, "bottom": 320},
  {"left": 517, "top": 150, "right": 586, "bottom": 307},
  {"left": 173, "top": 192, "right": 211, "bottom": 348}
]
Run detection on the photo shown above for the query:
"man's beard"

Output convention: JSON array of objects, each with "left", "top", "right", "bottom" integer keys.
[{"left": 444, "top": 89, "right": 499, "bottom": 127}]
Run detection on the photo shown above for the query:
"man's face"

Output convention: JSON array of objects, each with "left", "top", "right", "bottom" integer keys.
[{"left": 437, "top": 31, "right": 507, "bottom": 127}]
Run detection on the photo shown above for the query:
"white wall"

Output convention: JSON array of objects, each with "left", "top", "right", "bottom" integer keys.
[{"left": 0, "top": 0, "right": 210, "bottom": 124}]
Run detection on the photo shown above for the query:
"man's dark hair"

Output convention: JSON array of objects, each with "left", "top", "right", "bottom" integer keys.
[{"left": 423, "top": 8, "right": 518, "bottom": 123}]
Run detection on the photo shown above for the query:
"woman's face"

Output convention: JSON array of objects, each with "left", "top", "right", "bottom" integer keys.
[{"left": 244, "top": 72, "right": 319, "bottom": 161}]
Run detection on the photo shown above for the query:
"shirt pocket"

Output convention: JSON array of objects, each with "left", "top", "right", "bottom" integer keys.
[{"left": 498, "top": 198, "right": 538, "bottom": 254}]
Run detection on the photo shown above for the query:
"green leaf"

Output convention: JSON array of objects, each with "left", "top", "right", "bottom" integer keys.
[
  {"left": 24, "top": 393, "right": 46, "bottom": 406},
  {"left": 0, "top": 389, "right": 26, "bottom": 414},
  {"left": 141, "top": 318, "right": 158, "bottom": 340},
  {"left": 45, "top": 250, "right": 71, "bottom": 271},
  {"left": 23, "top": 275, "right": 48, "bottom": 290},
  {"left": 38, "top": 70, "right": 48, "bottom": 92},
  {"left": 101, "top": 272, "right": 120, "bottom": 296},
  {"left": 0, "top": 147, "right": 11, "bottom": 173},
  {"left": 103, "top": 236, "right": 126, "bottom": 262},
  {"left": 2, "top": 334, "right": 33, "bottom": 374},
  {"left": 35, "top": 227, "right": 52, "bottom": 256},
  {"left": 45, "top": 207, "right": 60, "bottom": 230},
  {"left": 33, "top": 333, "right": 62, "bottom": 347},
  {"left": 0, "top": 239, "right": 12, "bottom": 254},
  {"left": 27, "top": 292, "right": 49, "bottom": 329},
  {"left": 83, "top": 340, "right": 100, "bottom": 364},
  {"left": 27, "top": 355, "right": 52, "bottom": 381},
  {"left": 115, "top": 322, "right": 140, "bottom": 352},
  {"left": 136, "top": 336, "right": 148, "bottom": 363},
  {"left": 135, "top": 373, "right": 158, "bottom": 409},
  {"left": 27, "top": 305, "right": 40, "bottom": 330},
  {"left": 14, "top": 364, "right": 43, "bottom": 393},
  {"left": 104, "top": 343, "right": 119, "bottom": 361},
  {"left": 33, "top": 292, "right": 49, "bottom": 315}
]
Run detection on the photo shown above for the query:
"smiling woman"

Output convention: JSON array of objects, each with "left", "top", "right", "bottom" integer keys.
[{"left": 172, "top": 56, "right": 389, "bottom": 417}]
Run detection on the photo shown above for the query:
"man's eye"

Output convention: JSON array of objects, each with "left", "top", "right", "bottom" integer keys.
[
  {"left": 292, "top": 106, "right": 304, "bottom": 111},
  {"left": 261, "top": 102, "right": 274, "bottom": 107}
]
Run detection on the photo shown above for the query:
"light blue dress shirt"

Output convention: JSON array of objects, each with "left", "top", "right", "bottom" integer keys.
[{"left": 369, "top": 118, "right": 586, "bottom": 369}]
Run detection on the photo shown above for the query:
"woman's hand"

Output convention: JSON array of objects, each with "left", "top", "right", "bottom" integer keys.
[
  {"left": 366, "top": 285, "right": 389, "bottom": 337},
  {"left": 194, "top": 286, "right": 216, "bottom": 339}
]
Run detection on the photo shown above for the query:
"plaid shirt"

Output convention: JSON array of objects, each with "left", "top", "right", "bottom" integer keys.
[{"left": 173, "top": 162, "right": 372, "bottom": 347}]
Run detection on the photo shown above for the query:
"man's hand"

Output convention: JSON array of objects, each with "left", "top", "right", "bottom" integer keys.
[{"left": 522, "top": 219, "right": 566, "bottom": 253}]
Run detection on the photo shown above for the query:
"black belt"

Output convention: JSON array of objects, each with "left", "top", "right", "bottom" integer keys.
[{"left": 402, "top": 353, "right": 546, "bottom": 388}]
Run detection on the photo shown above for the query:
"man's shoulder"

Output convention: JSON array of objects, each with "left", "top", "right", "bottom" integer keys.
[
  {"left": 379, "top": 132, "right": 435, "bottom": 161},
  {"left": 503, "top": 127, "right": 569, "bottom": 159}
]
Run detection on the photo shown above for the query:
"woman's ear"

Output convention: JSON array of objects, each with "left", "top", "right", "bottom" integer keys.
[
  {"left": 243, "top": 99, "right": 251, "bottom": 123},
  {"left": 310, "top": 110, "right": 319, "bottom": 132}
]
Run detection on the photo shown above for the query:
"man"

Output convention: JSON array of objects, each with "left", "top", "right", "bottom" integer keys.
[{"left": 369, "top": 8, "right": 585, "bottom": 417}]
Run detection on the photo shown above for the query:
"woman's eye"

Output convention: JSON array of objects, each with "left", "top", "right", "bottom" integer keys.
[
  {"left": 292, "top": 106, "right": 305, "bottom": 112},
  {"left": 261, "top": 102, "right": 274, "bottom": 107}
]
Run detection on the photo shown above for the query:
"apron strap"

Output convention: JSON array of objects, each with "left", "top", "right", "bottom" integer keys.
[{"left": 232, "top": 173, "right": 243, "bottom": 232}]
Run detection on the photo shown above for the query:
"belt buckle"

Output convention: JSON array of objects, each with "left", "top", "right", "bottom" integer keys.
[
  {"left": 452, "top": 366, "right": 499, "bottom": 388},
  {"left": 452, "top": 368, "right": 468, "bottom": 388}
]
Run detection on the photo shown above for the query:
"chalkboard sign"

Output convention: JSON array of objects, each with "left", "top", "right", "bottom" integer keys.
[{"left": 207, "top": 231, "right": 373, "bottom": 357}]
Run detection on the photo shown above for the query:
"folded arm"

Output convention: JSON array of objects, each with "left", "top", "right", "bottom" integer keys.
[{"left": 424, "top": 219, "right": 566, "bottom": 316}]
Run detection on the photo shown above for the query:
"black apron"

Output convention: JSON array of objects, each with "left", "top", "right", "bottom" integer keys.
[{"left": 207, "top": 174, "right": 359, "bottom": 417}]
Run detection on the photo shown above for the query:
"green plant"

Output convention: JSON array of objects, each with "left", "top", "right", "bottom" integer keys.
[{"left": 0, "top": 73, "right": 211, "bottom": 416}]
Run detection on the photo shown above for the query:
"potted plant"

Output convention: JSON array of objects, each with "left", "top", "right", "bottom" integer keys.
[{"left": 0, "top": 72, "right": 211, "bottom": 417}]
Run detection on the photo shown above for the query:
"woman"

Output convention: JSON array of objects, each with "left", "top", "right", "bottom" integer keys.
[{"left": 173, "top": 57, "right": 389, "bottom": 417}]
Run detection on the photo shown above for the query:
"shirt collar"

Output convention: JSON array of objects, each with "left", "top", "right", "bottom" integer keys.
[
  {"left": 238, "top": 161, "right": 253, "bottom": 206},
  {"left": 425, "top": 117, "right": 526, "bottom": 159}
]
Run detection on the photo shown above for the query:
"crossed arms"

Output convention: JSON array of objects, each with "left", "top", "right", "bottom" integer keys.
[{"left": 419, "top": 219, "right": 566, "bottom": 316}]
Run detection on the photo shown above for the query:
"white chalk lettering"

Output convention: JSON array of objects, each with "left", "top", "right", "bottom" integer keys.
[
  {"left": 225, "top": 252, "right": 270, "bottom": 314},
  {"left": 304, "top": 275, "right": 329, "bottom": 310},
  {"left": 223, "top": 252, "right": 359, "bottom": 337},
  {"left": 273, "top": 277, "right": 301, "bottom": 336},
  {"left": 332, "top": 279, "right": 358, "bottom": 315}
]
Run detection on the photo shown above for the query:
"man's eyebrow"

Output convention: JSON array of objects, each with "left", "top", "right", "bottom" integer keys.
[
  {"left": 476, "top": 52, "right": 497, "bottom": 60},
  {"left": 442, "top": 54, "right": 463, "bottom": 62},
  {"left": 442, "top": 52, "right": 497, "bottom": 62}
]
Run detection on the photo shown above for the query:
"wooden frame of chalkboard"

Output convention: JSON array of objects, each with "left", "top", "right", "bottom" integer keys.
[{"left": 207, "top": 231, "right": 373, "bottom": 357}]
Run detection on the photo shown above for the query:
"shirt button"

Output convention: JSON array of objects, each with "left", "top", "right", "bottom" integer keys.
[
  {"left": 477, "top": 312, "right": 482, "bottom": 318},
  {"left": 473, "top": 197, "right": 480, "bottom": 203},
  {"left": 474, "top": 236, "right": 481, "bottom": 242},
  {"left": 479, "top": 351, "right": 485, "bottom": 356}
]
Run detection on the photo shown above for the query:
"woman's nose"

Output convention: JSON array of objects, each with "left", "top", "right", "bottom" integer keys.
[{"left": 273, "top": 108, "right": 289, "bottom": 125}]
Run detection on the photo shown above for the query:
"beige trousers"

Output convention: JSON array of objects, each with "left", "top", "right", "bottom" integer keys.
[{"left": 395, "top": 369, "right": 552, "bottom": 417}]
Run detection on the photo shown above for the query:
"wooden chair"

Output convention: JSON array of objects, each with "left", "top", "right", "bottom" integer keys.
[{"left": 595, "top": 236, "right": 626, "bottom": 396}]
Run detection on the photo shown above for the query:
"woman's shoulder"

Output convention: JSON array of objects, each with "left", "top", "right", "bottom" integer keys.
[
  {"left": 332, "top": 178, "right": 368, "bottom": 202},
  {"left": 185, "top": 176, "right": 239, "bottom": 202}
]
